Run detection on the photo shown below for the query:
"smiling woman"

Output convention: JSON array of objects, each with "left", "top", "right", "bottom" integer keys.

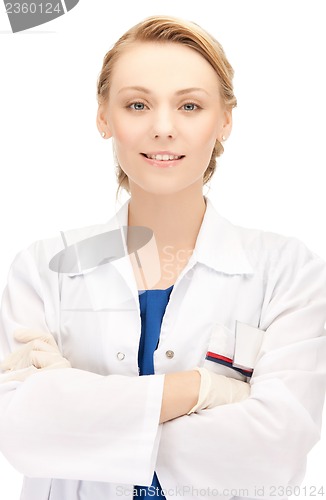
[
  {"left": 96, "top": 15, "right": 235, "bottom": 200},
  {"left": 96, "top": 41, "right": 232, "bottom": 201},
  {"left": 1, "top": 14, "right": 326, "bottom": 500}
]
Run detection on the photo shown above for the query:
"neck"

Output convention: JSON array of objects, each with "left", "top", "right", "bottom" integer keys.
[{"left": 127, "top": 186, "right": 207, "bottom": 252}]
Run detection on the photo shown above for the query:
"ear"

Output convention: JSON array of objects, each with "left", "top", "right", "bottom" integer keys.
[
  {"left": 96, "top": 104, "right": 113, "bottom": 139},
  {"left": 219, "top": 107, "right": 233, "bottom": 141}
]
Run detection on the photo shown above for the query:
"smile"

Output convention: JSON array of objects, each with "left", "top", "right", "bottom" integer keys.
[
  {"left": 141, "top": 153, "right": 185, "bottom": 161},
  {"left": 141, "top": 153, "right": 185, "bottom": 168}
]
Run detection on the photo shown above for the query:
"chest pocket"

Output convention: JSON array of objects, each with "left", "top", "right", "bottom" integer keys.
[{"left": 203, "top": 322, "right": 265, "bottom": 381}]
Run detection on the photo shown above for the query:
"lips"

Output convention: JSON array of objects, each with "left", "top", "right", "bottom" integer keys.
[{"left": 141, "top": 153, "right": 185, "bottom": 161}]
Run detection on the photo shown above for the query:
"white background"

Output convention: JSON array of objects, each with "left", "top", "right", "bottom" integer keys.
[{"left": 0, "top": 1, "right": 326, "bottom": 498}]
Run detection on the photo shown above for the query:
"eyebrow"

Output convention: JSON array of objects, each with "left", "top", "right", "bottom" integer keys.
[{"left": 117, "top": 86, "right": 209, "bottom": 96}]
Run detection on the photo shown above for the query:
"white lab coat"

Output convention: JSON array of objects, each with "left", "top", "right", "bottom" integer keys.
[{"left": 0, "top": 195, "right": 326, "bottom": 500}]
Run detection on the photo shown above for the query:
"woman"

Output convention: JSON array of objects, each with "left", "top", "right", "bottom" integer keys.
[{"left": 1, "top": 15, "right": 326, "bottom": 500}]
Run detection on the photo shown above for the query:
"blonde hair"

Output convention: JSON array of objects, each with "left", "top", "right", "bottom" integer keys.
[{"left": 96, "top": 15, "right": 237, "bottom": 200}]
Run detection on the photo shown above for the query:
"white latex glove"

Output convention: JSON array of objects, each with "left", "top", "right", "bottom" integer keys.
[
  {"left": 0, "top": 329, "right": 71, "bottom": 382},
  {"left": 188, "top": 367, "right": 250, "bottom": 414}
]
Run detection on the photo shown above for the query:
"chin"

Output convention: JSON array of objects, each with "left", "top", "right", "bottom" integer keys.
[{"left": 134, "top": 182, "right": 185, "bottom": 198}]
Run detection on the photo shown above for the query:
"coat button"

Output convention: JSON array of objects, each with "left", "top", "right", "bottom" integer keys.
[
  {"left": 165, "top": 350, "right": 174, "bottom": 359},
  {"left": 117, "top": 352, "right": 125, "bottom": 361}
]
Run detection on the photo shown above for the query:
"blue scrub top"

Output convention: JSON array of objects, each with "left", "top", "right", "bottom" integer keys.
[{"left": 133, "top": 285, "right": 174, "bottom": 500}]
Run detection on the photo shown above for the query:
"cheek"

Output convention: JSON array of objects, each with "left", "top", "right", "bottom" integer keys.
[
  {"left": 192, "top": 127, "right": 218, "bottom": 153},
  {"left": 113, "top": 124, "right": 140, "bottom": 151},
  {"left": 109, "top": 111, "right": 142, "bottom": 149},
  {"left": 185, "top": 115, "right": 220, "bottom": 147}
]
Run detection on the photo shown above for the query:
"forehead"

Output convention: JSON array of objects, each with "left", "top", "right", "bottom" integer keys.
[{"left": 110, "top": 42, "right": 220, "bottom": 95}]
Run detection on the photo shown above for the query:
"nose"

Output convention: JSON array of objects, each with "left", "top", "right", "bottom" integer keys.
[{"left": 151, "top": 106, "right": 176, "bottom": 139}]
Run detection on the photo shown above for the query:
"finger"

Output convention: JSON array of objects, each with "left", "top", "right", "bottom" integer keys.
[
  {"left": 1, "top": 365, "right": 38, "bottom": 383},
  {"left": 31, "top": 350, "right": 58, "bottom": 369},
  {"left": 14, "top": 329, "right": 58, "bottom": 349},
  {"left": 31, "top": 351, "right": 71, "bottom": 369},
  {"left": 0, "top": 345, "right": 30, "bottom": 371},
  {"left": 0, "top": 353, "right": 13, "bottom": 370},
  {"left": 0, "top": 357, "right": 13, "bottom": 371},
  {"left": 41, "top": 358, "right": 72, "bottom": 370},
  {"left": 31, "top": 339, "right": 59, "bottom": 354},
  {"left": 1, "top": 340, "right": 58, "bottom": 371},
  {"left": 14, "top": 329, "right": 48, "bottom": 342}
]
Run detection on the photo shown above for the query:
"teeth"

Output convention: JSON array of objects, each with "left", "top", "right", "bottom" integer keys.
[{"left": 146, "top": 154, "right": 182, "bottom": 161}]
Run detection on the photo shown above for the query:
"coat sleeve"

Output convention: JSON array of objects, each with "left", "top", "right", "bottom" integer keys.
[
  {"left": 157, "top": 238, "right": 326, "bottom": 497},
  {"left": 0, "top": 244, "right": 164, "bottom": 486}
]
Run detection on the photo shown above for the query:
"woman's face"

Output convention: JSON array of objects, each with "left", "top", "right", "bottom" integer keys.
[{"left": 97, "top": 42, "right": 232, "bottom": 196}]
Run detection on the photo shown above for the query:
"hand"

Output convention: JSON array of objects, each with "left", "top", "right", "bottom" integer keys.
[
  {"left": 187, "top": 367, "right": 250, "bottom": 414},
  {"left": 1, "top": 329, "right": 71, "bottom": 381}
]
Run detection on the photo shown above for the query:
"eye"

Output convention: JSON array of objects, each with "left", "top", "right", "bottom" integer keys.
[
  {"left": 128, "top": 102, "right": 147, "bottom": 111},
  {"left": 182, "top": 102, "right": 200, "bottom": 112}
]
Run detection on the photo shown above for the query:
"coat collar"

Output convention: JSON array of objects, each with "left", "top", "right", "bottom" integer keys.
[
  {"left": 194, "top": 196, "right": 254, "bottom": 275},
  {"left": 64, "top": 196, "right": 253, "bottom": 278}
]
